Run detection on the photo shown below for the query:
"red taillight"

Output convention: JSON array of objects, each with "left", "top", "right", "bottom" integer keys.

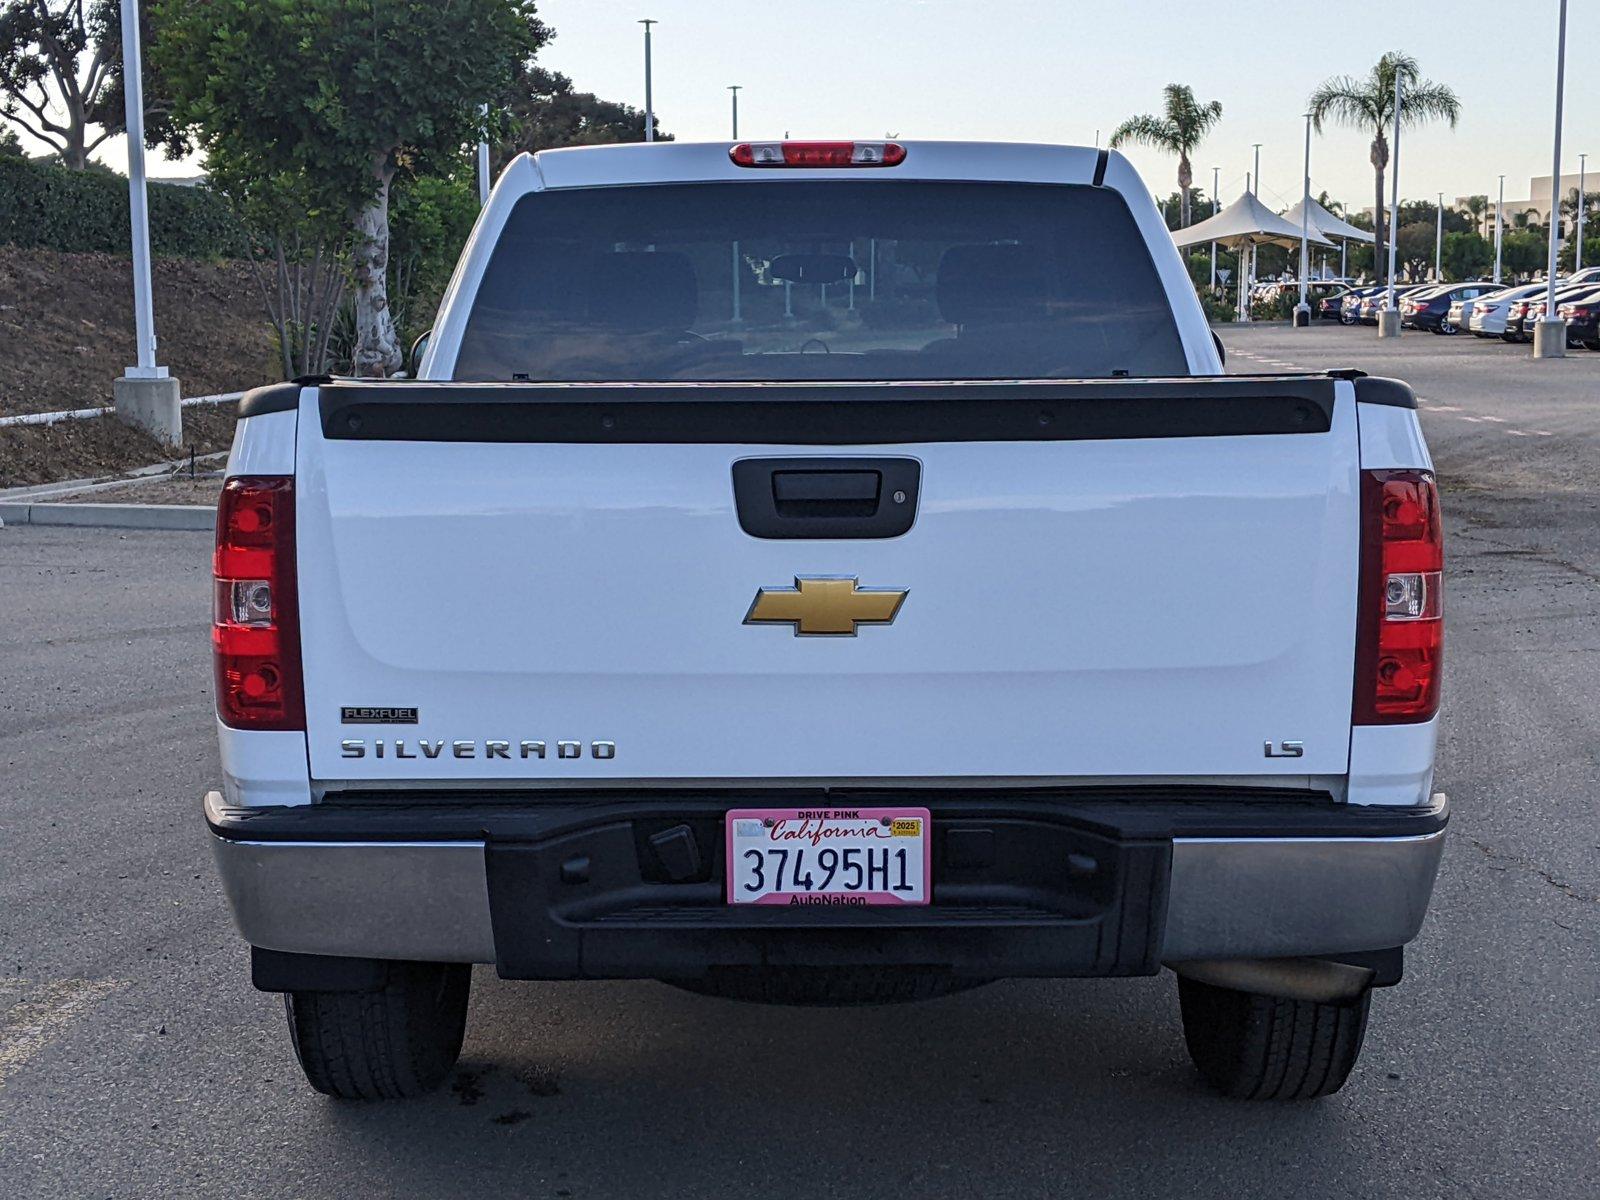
[
  {"left": 1354, "top": 470, "right": 1443, "bottom": 724},
  {"left": 730, "top": 140, "right": 906, "bottom": 168},
  {"left": 213, "top": 476, "right": 304, "bottom": 730}
]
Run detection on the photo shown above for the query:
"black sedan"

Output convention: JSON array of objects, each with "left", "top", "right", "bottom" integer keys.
[{"left": 1402, "top": 282, "right": 1505, "bottom": 335}]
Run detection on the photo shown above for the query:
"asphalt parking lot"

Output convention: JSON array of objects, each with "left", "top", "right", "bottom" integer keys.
[{"left": 3, "top": 324, "right": 1598, "bottom": 1197}]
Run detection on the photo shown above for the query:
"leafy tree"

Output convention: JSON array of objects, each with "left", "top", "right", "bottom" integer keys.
[
  {"left": 1559, "top": 188, "right": 1598, "bottom": 240},
  {"left": 1158, "top": 187, "right": 1211, "bottom": 232},
  {"left": 1441, "top": 232, "right": 1491, "bottom": 281},
  {"left": 1309, "top": 52, "right": 1461, "bottom": 288},
  {"left": 153, "top": 0, "right": 548, "bottom": 377},
  {"left": 0, "top": 118, "right": 21, "bottom": 156},
  {"left": 1559, "top": 235, "right": 1600, "bottom": 273},
  {"left": 0, "top": 0, "right": 120, "bottom": 168},
  {"left": 388, "top": 169, "right": 479, "bottom": 350},
  {"left": 1500, "top": 230, "right": 1546, "bottom": 279},
  {"left": 1463, "top": 194, "right": 1489, "bottom": 237},
  {"left": 1109, "top": 83, "right": 1222, "bottom": 228},
  {"left": 498, "top": 64, "right": 669, "bottom": 161},
  {"left": 1394, "top": 221, "right": 1434, "bottom": 280}
]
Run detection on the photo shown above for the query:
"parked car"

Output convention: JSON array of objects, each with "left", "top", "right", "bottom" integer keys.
[
  {"left": 1398, "top": 284, "right": 1450, "bottom": 329},
  {"left": 1358, "top": 284, "right": 1430, "bottom": 325},
  {"left": 1405, "top": 282, "right": 1504, "bottom": 334},
  {"left": 1472, "top": 283, "right": 1549, "bottom": 337},
  {"left": 205, "top": 139, "right": 1446, "bottom": 1104},
  {"left": 1315, "top": 286, "right": 1353, "bottom": 320},
  {"left": 1446, "top": 286, "right": 1509, "bottom": 335},
  {"left": 1340, "top": 285, "right": 1385, "bottom": 325},
  {"left": 1511, "top": 284, "right": 1596, "bottom": 342},
  {"left": 1556, "top": 286, "right": 1600, "bottom": 349}
]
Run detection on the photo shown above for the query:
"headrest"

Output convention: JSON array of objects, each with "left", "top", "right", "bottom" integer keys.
[
  {"left": 584, "top": 251, "right": 698, "bottom": 332},
  {"left": 936, "top": 243, "right": 1052, "bottom": 326}
]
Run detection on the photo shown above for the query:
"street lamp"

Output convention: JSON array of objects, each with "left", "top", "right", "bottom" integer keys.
[
  {"left": 1379, "top": 69, "right": 1402, "bottom": 338},
  {"left": 1248, "top": 145, "right": 1261, "bottom": 292},
  {"left": 1533, "top": 0, "right": 1567, "bottom": 358},
  {"left": 476, "top": 103, "right": 490, "bottom": 206},
  {"left": 639, "top": 19, "right": 657, "bottom": 143},
  {"left": 1210, "top": 165, "right": 1219, "bottom": 291},
  {"left": 1295, "top": 114, "right": 1311, "bottom": 327},
  {"left": 728, "top": 85, "right": 741, "bottom": 139},
  {"left": 1435, "top": 191, "right": 1444, "bottom": 282},
  {"left": 112, "top": 0, "right": 179, "bottom": 446},
  {"left": 1494, "top": 174, "right": 1505, "bottom": 283},
  {"left": 1578, "top": 152, "right": 1588, "bottom": 273}
]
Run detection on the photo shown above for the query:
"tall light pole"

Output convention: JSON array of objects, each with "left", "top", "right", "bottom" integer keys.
[
  {"left": 727, "top": 83, "right": 742, "bottom": 322},
  {"left": 112, "top": 0, "right": 179, "bottom": 446},
  {"left": 1379, "top": 70, "right": 1403, "bottom": 338},
  {"left": 1435, "top": 191, "right": 1444, "bottom": 282},
  {"left": 1252, "top": 144, "right": 1262, "bottom": 194},
  {"left": 1578, "top": 152, "right": 1588, "bottom": 272},
  {"left": 1296, "top": 113, "right": 1311, "bottom": 326},
  {"left": 639, "top": 19, "right": 657, "bottom": 142},
  {"left": 476, "top": 103, "right": 491, "bottom": 207},
  {"left": 1534, "top": 0, "right": 1568, "bottom": 358},
  {"left": 1210, "top": 165, "right": 1220, "bottom": 290},
  {"left": 1494, "top": 174, "right": 1505, "bottom": 283}
]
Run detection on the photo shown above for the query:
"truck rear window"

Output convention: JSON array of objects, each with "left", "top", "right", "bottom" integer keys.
[{"left": 454, "top": 181, "right": 1187, "bottom": 382}]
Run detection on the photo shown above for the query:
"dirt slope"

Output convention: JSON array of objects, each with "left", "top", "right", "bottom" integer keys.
[{"left": 0, "top": 246, "right": 279, "bottom": 417}]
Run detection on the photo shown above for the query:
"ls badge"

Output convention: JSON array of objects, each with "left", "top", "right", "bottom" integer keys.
[{"left": 744, "top": 576, "right": 908, "bottom": 637}]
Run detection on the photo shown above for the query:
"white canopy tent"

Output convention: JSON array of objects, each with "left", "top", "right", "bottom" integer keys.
[
  {"left": 1281, "top": 197, "right": 1374, "bottom": 280},
  {"left": 1280, "top": 197, "right": 1375, "bottom": 244},
  {"left": 1173, "top": 192, "right": 1333, "bottom": 320}
]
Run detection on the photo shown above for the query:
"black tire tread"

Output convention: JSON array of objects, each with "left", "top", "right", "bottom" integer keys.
[
  {"left": 1178, "top": 974, "right": 1370, "bottom": 1101},
  {"left": 286, "top": 962, "right": 470, "bottom": 1100}
]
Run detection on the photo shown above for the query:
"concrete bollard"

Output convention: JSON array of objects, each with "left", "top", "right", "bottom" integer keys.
[
  {"left": 1532, "top": 319, "right": 1567, "bottom": 359},
  {"left": 1377, "top": 310, "right": 1402, "bottom": 339},
  {"left": 113, "top": 375, "right": 183, "bottom": 447}
]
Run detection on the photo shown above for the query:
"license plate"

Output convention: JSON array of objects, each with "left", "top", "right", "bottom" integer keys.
[{"left": 725, "top": 807, "right": 930, "bottom": 906}]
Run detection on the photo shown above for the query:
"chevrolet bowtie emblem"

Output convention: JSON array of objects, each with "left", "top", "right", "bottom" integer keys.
[{"left": 744, "top": 576, "right": 909, "bottom": 637}]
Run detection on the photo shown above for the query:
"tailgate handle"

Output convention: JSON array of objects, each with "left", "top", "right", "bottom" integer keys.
[
  {"left": 772, "top": 470, "right": 881, "bottom": 516},
  {"left": 732, "top": 457, "right": 920, "bottom": 539}
]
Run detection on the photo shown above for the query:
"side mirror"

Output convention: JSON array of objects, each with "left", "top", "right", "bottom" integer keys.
[
  {"left": 1211, "top": 330, "right": 1227, "bottom": 367},
  {"left": 411, "top": 329, "right": 433, "bottom": 373}
]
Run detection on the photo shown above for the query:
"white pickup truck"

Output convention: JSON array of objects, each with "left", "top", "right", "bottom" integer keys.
[{"left": 205, "top": 140, "right": 1446, "bottom": 1102}]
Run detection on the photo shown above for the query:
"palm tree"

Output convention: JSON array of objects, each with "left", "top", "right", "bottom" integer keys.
[
  {"left": 1309, "top": 53, "right": 1461, "bottom": 286},
  {"left": 1108, "top": 84, "right": 1222, "bottom": 228},
  {"left": 1463, "top": 194, "right": 1489, "bottom": 237}
]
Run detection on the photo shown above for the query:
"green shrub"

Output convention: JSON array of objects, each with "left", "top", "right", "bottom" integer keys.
[
  {"left": 0, "top": 156, "right": 243, "bottom": 258},
  {"left": 1250, "top": 292, "right": 1297, "bottom": 322},
  {"left": 1198, "top": 289, "right": 1235, "bottom": 323}
]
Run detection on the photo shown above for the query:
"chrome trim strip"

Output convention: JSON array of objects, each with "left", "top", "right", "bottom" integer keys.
[
  {"left": 209, "top": 835, "right": 495, "bottom": 962},
  {"left": 1163, "top": 823, "right": 1447, "bottom": 960}
]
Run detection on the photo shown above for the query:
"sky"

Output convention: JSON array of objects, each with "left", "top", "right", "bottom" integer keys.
[{"left": 92, "top": 0, "right": 1596, "bottom": 213}]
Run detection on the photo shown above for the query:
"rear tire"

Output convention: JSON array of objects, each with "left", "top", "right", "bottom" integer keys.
[
  {"left": 1177, "top": 974, "right": 1370, "bottom": 1100},
  {"left": 286, "top": 962, "right": 470, "bottom": 1099}
]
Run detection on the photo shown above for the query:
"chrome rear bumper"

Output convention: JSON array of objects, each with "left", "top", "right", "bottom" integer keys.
[{"left": 206, "top": 791, "right": 1447, "bottom": 970}]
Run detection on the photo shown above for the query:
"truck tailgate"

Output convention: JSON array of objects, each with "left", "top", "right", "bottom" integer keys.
[{"left": 294, "top": 379, "right": 1359, "bottom": 784}]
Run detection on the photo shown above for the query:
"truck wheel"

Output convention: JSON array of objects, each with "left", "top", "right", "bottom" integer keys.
[
  {"left": 285, "top": 962, "right": 470, "bottom": 1099},
  {"left": 672, "top": 966, "right": 990, "bottom": 1007},
  {"left": 1177, "top": 974, "right": 1370, "bottom": 1100}
]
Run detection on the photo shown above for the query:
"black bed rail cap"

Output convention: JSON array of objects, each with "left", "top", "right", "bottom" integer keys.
[
  {"left": 237, "top": 374, "right": 334, "bottom": 419},
  {"left": 1350, "top": 375, "right": 1416, "bottom": 409}
]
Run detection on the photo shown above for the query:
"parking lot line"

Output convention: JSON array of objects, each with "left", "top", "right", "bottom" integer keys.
[{"left": 0, "top": 978, "right": 125, "bottom": 1088}]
